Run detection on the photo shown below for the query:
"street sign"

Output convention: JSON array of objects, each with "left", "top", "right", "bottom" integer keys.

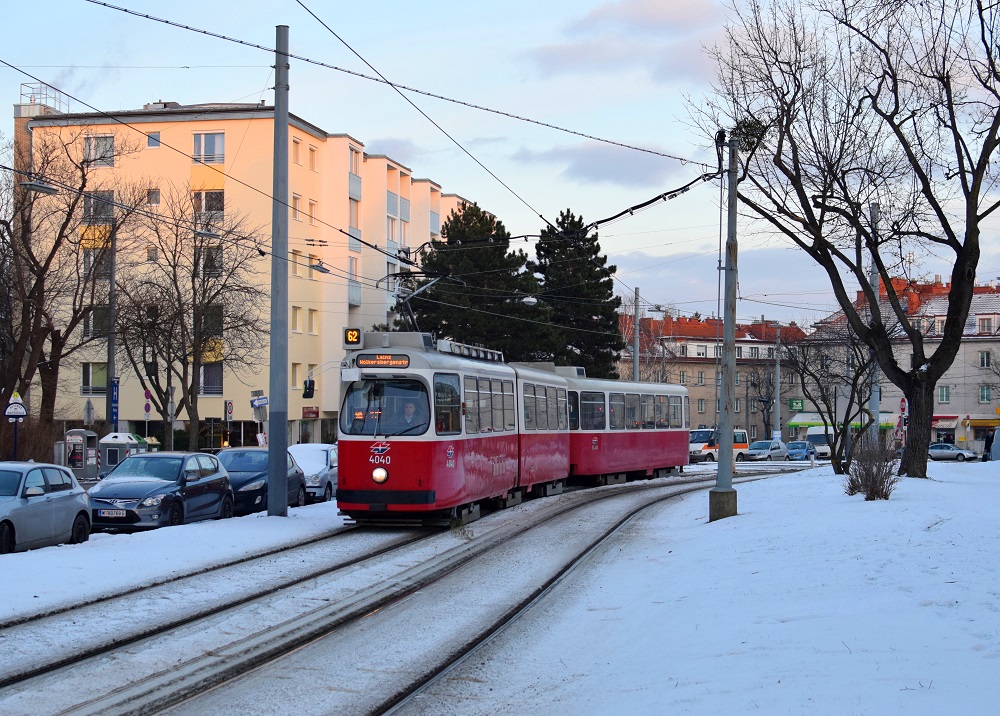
[
  {"left": 899, "top": 397, "right": 908, "bottom": 415},
  {"left": 251, "top": 396, "right": 269, "bottom": 408},
  {"left": 144, "top": 401, "right": 151, "bottom": 416},
  {"left": 4, "top": 402, "right": 27, "bottom": 418},
  {"left": 144, "top": 388, "right": 152, "bottom": 400},
  {"left": 110, "top": 377, "right": 120, "bottom": 429},
  {"left": 225, "top": 400, "right": 234, "bottom": 420}
]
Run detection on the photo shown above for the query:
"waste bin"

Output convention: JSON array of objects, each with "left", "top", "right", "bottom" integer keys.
[
  {"left": 65, "top": 429, "right": 100, "bottom": 482},
  {"left": 99, "top": 433, "right": 147, "bottom": 475}
]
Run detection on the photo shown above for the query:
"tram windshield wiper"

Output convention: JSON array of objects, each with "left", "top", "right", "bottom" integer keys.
[{"left": 389, "top": 422, "right": 427, "bottom": 436}]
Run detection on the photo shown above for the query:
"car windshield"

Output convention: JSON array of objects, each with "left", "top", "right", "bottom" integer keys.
[
  {"left": 749, "top": 441, "right": 771, "bottom": 450},
  {"left": 788, "top": 442, "right": 808, "bottom": 449},
  {"left": 0, "top": 469, "right": 22, "bottom": 496},
  {"left": 288, "top": 446, "right": 329, "bottom": 475},
  {"left": 218, "top": 450, "right": 268, "bottom": 472},
  {"left": 690, "top": 430, "right": 715, "bottom": 443},
  {"left": 340, "top": 379, "right": 430, "bottom": 436},
  {"left": 109, "top": 456, "right": 182, "bottom": 481}
]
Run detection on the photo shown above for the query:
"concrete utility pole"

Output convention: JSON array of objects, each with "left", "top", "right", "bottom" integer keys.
[
  {"left": 633, "top": 287, "right": 640, "bottom": 381},
  {"left": 868, "top": 203, "right": 881, "bottom": 445},
  {"left": 710, "top": 137, "right": 738, "bottom": 522},
  {"left": 106, "top": 220, "right": 118, "bottom": 432},
  {"left": 773, "top": 325, "right": 781, "bottom": 439},
  {"left": 268, "top": 25, "right": 290, "bottom": 517}
]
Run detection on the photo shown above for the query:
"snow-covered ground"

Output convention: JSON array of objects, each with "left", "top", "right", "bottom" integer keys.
[{"left": 4, "top": 462, "right": 998, "bottom": 713}]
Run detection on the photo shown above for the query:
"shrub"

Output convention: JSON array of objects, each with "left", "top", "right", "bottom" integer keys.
[{"left": 845, "top": 438, "right": 900, "bottom": 500}]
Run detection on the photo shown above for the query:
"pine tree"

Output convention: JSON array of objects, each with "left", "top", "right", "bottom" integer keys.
[
  {"left": 532, "top": 209, "right": 624, "bottom": 378},
  {"left": 407, "top": 203, "right": 558, "bottom": 362}
]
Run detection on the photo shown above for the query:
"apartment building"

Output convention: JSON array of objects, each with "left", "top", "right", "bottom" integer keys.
[{"left": 13, "top": 86, "right": 463, "bottom": 447}]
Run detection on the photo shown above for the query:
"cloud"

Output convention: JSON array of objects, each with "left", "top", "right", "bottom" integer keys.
[
  {"left": 524, "top": 0, "right": 726, "bottom": 85},
  {"left": 364, "top": 137, "right": 423, "bottom": 165},
  {"left": 514, "top": 141, "right": 689, "bottom": 188}
]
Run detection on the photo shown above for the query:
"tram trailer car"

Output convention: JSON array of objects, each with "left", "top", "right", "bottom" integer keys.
[{"left": 336, "top": 332, "right": 689, "bottom": 525}]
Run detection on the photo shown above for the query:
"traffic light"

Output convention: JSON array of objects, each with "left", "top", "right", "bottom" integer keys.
[{"left": 302, "top": 378, "right": 315, "bottom": 399}]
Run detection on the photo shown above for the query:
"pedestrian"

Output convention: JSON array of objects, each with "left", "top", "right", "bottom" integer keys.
[{"left": 984, "top": 430, "right": 994, "bottom": 461}]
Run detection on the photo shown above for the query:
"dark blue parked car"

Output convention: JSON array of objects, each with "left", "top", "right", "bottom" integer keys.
[
  {"left": 216, "top": 448, "right": 306, "bottom": 516},
  {"left": 89, "top": 452, "right": 233, "bottom": 531},
  {"left": 787, "top": 441, "right": 818, "bottom": 461}
]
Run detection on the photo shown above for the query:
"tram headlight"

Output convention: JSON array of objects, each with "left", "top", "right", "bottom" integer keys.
[{"left": 372, "top": 467, "right": 389, "bottom": 484}]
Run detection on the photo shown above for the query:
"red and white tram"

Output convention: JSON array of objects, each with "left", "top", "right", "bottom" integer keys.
[{"left": 336, "top": 332, "right": 689, "bottom": 525}]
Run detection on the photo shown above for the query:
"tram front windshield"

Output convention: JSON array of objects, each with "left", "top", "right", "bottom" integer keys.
[{"left": 340, "top": 379, "right": 430, "bottom": 436}]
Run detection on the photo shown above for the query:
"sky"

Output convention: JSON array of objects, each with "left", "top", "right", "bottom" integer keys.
[
  {"left": 3, "top": 0, "right": 994, "bottom": 327},
  {"left": 3, "top": 461, "right": 998, "bottom": 713}
]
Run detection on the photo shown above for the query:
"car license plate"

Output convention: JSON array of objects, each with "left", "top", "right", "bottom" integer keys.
[{"left": 98, "top": 509, "right": 127, "bottom": 518}]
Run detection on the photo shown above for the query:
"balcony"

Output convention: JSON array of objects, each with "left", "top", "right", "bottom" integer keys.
[
  {"left": 195, "top": 211, "right": 224, "bottom": 227},
  {"left": 399, "top": 197, "right": 410, "bottom": 222},
  {"left": 386, "top": 191, "right": 398, "bottom": 217},
  {"left": 349, "top": 172, "right": 362, "bottom": 201},
  {"left": 348, "top": 226, "right": 362, "bottom": 252},
  {"left": 387, "top": 238, "right": 399, "bottom": 259},
  {"left": 430, "top": 211, "right": 440, "bottom": 236},
  {"left": 348, "top": 279, "right": 362, "bottom": 306}
]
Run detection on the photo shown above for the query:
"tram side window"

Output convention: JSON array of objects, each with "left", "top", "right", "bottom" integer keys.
[
  {"left": 545, "top": 387, "right": 566, "bottom": 430},
  {"left": 523, "top": 384, "right": 536, "bottom": 430},
  {"left": 434, "top": 373, "right": 462, "bottom": 435},
  {"left": 503, "top": 380, "right": 516, "bottom": 430},
  {"left": 655, "top": 395, "right": 668, "bottom": 428},
  {"left": 641, "top": 394, "right": 655, "bottom": 429},
  {"left": 464, "top": 376, "right": 479, "bottom": 434},
  {"left": 536, "top": 385, "right": 549, "bottom": 430},
  {"left": 626, "top": 394, "right": 640, "bottom": 429},
  {"left": 669, "top": 395, "right": 683, "bottom": 428},
  {"left": 557, "top": 388, "right": 568, "bottom": 430},
  {"left": 609, "top": 393, "right": 626, "bottom": 430},
  {"left": 479, "top": 377, "right": 493, "bottom": 432},
  {"left": 684, "top": 395, "right": 691, "bottom": 428},
  {"left": 490, "top": 380, "right": 504, "bottom": 432},
  {"left": 568, "top": 391, "right": 580, "bottom": 430},
  {"left": 581, "top": 391, "right": 606, "bottom": 430}
]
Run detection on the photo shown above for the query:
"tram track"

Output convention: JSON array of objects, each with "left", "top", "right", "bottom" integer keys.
[{"left": 0, "top": 471, "right": 784, "bottom": 715}]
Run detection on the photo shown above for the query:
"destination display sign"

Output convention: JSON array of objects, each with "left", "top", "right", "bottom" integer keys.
[{"left": 356, "top": 353, "right": 410, "bottom": 368}]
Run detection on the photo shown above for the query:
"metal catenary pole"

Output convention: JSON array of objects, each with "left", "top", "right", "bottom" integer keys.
[
  {"left": 268, "top": 25, "right": 290, "bottom": 516},
  {"left": 868, "top": 203, "right": 881, "bottom": 445}
]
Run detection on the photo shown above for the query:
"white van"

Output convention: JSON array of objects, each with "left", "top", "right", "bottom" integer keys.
[
  {"left": 689, "top": 428, "right": 750, "bottom": 463},
  {"left": 805, "top": 426, "right": 833, "bottom": 458}
]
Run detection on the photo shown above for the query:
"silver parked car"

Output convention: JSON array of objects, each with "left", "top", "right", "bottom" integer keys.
[
  {"left": 927, "top": 443, "right": 977, "bottom": 461},
  {"left": 0, "top": 462, "right": 92, "bottom": 553},
  {"left": 288, "top": 443, "right": 338, "bottom": 503},
  {"left": 747, "top": 440, "right": 791, "bottom": 461}
]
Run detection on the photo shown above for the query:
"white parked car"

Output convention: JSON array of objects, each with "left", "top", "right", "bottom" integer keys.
[
  {"left": 288, "top": 443, "right": 338, "bottom": 503},
  {"left": 746, "top": 440, "right": 790, "bottom": 461}
]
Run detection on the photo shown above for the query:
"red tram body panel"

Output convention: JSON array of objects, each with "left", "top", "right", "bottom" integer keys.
[{"left": 336, "top": 332, "right": 688, "bottom": 524}]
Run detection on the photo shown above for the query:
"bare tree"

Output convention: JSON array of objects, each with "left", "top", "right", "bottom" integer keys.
[
  {"left": 116, "top": 186, "right": 269, "bottom": 450},
  {"left": 0, "top": 128, "right": 145, "bottom": 447},
  {"left": 701, "top": 0, "right": 1000, "bottom": 477}
]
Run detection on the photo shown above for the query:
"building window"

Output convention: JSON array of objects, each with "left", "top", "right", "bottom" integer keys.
[
  {"left": 193, "top": 132, "right": 225, "bottom": 163},
  {"left": 147, "top": 132, "right": 160, "bottom": 148},
  {"left": 146, "top": 245, "right": 158, "bottom": 262},
  {"left": 83, "top": 190, "right": 115, "bottom": 224},
  {"left": 201, "top": 305, "right": 223, "bottom": 338},
  {"left": 679, "top": 344, "right": 687, "bottom": 357},
  {"left": 696, "top": 344, "right": 707, "bottom": 357},
  {"left": 291, "top": 362, "right": 302, "bottom": 388},
  {"left": 349, "top": 147, "right": 361, "bottom": 175},
  {"left": 82, "top": 362, "right": 107, "bottom": 395},
  {"left": 981, "top": 351, "right": 992, "bottom": 368},
  {"left": 714, "top": 345, "right": 722, "bottom": 358},
  {"left": 749, "top": 346, "right": 760, "bottom": 358},
  {"left": 349, "top": 256, "right": 358, "bottom": 280},
  {"left": 84, "top": 135, "right": 115, "bottom": 167},
  {"left": 751, "top": 399, "right": 758, "bottom": 413},
  {"left": 736, "top": 346, "right": 743, "bottom": 358},
  {"left": 767, "top": 347, "right": 775, "bottom": 359},
  {"left": 308, "top": 309, "right": 318, "bottom": 334},
  {"left": 192, "top": 190, "right": 224, "bottom": 225},
  {"left": 83, "top": 248, "right": 111, "bottom": 279},
  {"left": 308, "top": 146, "right": 317, "bottom": 171},
  {"left": 200, "top": 362, "right": 223, "bottom": 396},
  {"left": 84, "top": 305, "right": 110, "bottom": 338},
  {"left": 307, "top": 254, "right": 317, "bottom": 280},
  {"left": 291, "top": 194, "right": 301, "bottom": 221},
  {"left": 981, "top": 385, "right": 992, "bottom": 403},
  {"left": 696, "top": 371, "right": 705, "bottom": 385},
  {"left": 735, "top": 372, "right": 741, "bottom": 386},
  {"left": 387, "top": 216, "right": 397, "bottom": 243},
  {"left": 290, "top": 249, "right": 301, "bottom": 277},
  {"left": 979, "top": 317, "right": 995, "bottom": 334},
  {"left": 292, "top": 138, "right": 301, "bottom": 164},
  {"left": 291, "top": 305, "right": 302, "bottom": 332},
  {"left": 697, "top": 398, "right": 706, "bottom": 413},
  {"left": 146, "top": 188, "right": 160, "bottom": 206},
  {"left": 678, "top": 371, "right": 686, "bottom": 385},
  {"left": 751, "top": 425, "right": 757, "bottom": 439},
  {"left": 735, "top": 398, "right": 741, "bottom": 413},
  {"left": 308, "top": 200, "right": 317, "bottom": 225},
  {"left": 939, "top": 385, "right": 951, "bottom": 403},
  {"left": 195, "top": 246, "right": 223, "bottom": 277}
]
